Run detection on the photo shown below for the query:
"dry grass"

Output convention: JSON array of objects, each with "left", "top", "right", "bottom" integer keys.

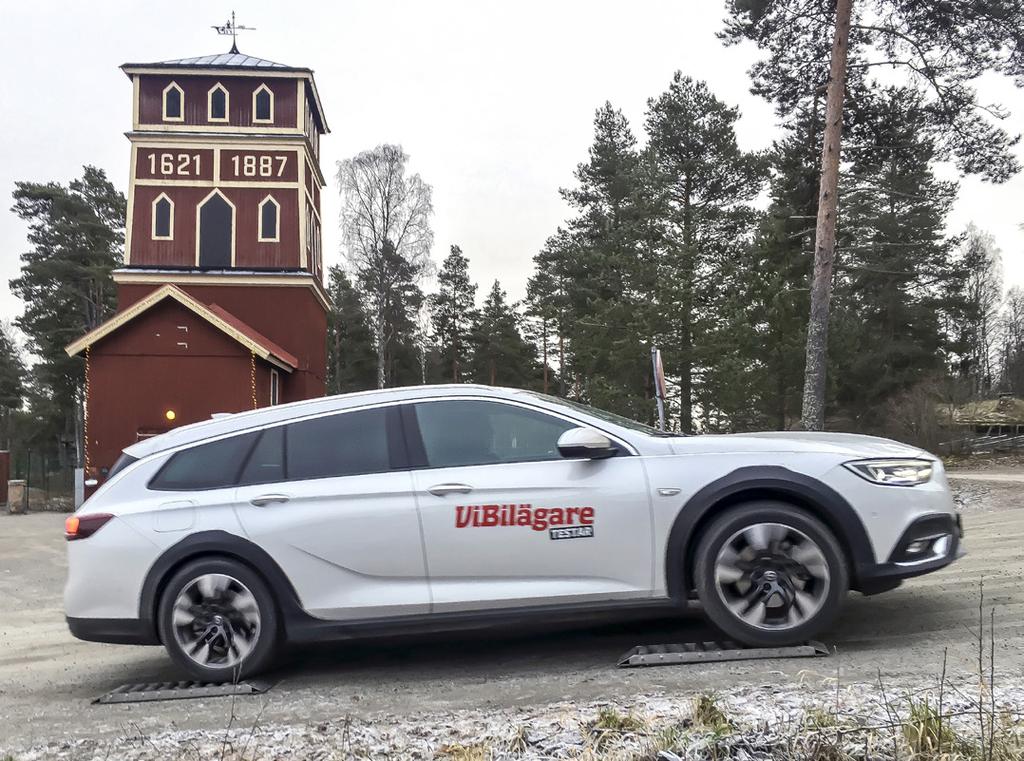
[
  {"left": 690, "top": 694, "right": 732, "bottom": 734},
  {"left": 436, "top": 741, "right": 490, "bottom": 761}
]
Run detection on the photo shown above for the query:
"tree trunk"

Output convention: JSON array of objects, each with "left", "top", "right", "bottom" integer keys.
[
  {"left": 375, "top": 309, "right": 386, "bottom": 389},
  {"left": 542, "top": 321, "right": 549, "bottom": 394},
  {"left": 800, "top": 0, "right": 854, "bottom": 431}
]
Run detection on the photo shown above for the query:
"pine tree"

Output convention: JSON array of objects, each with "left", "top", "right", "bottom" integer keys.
[
  {"left": 10, "top": 166, "right": 125, "bottom": 463},
  {"left": 723, "top": 0, "right": 1024, "bottom": 429},
  {"left": 999, "top": 287, "right": 1024, "bottom": 395},
  {"left": 952, "top": 226, "right": 1004, "bottom": 395},
  {"left": 528, "top": 104, "right": 658, "bottom": 419},
  {"left": 644, "top": 74, "right": 766, "bottom": 432},
  {"left": 429, "top": 245, "right": 477, "bottom": 382},
  {"left": 325, "top": 266, "right": 378, "bottom": 394},
  {"left": 0, "top": 322, "right": 26, "bottom": 449},
  {"left": 468, "top": 281, "right": 540, "bottom": 388}
]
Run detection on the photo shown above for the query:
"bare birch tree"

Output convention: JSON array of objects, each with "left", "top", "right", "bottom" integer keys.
[{"left": 337, "top": 145, "right": 434, "bottom": 388}]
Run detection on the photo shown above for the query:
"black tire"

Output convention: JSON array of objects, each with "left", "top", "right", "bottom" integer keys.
[
  {"left": 157, "top": 557, "right": 280, "bottom": 682},
  {"left": 693, "top": 501, "right": 848, "bottom": 647}
]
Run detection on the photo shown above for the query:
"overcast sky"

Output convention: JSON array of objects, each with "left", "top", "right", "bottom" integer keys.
[{"left": 2, "top": 0, "right": 1022, "bottom": 330}]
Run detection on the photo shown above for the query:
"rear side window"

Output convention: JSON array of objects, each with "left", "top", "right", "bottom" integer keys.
[
  {"left": 150, "top": 432, "right": 257, "bottom": 491},
  {"left": 239, "top": 427, "right": 285, "bottom": 485},
  {"left": 286, "top": 407, "right": 390, "bottom": 480},
  {"left": 108, "top": 452, "right": 139, "bottom": 479}
]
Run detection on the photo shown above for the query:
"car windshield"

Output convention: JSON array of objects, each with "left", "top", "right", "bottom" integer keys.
[{"left": 522, "top": 392, "right": 684, "bottom": 437}]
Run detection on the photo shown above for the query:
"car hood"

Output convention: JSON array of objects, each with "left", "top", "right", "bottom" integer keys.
[{"left": 667, "top": 430, "right": 932, "bottom": 459}]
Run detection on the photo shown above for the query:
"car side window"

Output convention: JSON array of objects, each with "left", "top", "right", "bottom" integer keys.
[
  {"left": 413, "top": 400, "right": 576, "bottom": 468},
  {"left": 286, "top": 407, "right": 390, "bottom": 481},
  {"left": 150, "top": 432, "right": 258, "bottom": 491},
  {"left": 238, "top": 426, "right": 285, "bottom": 485}
]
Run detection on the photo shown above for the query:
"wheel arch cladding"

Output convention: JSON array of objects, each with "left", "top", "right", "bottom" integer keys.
[
  {"left": 139, "top": 530, "right": 304, "bottom": 642},
  {"left": 664, "top": 466, "right": 875, "bottom": 598}
]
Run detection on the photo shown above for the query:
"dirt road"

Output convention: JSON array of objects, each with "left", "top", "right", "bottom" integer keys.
[{"left": 1, "top": 474, "right": 1021, "bottom": 753}]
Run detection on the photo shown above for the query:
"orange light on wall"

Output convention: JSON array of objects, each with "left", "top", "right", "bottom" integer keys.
[{"left": 165, "top": 409, "right": 177, "bottom": 421}]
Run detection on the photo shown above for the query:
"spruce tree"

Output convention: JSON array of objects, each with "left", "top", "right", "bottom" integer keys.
[
  {"left": 468, "top": 281, "right": 540, "bottom": 388},
  {"left": 830, "top": 87, "right": 963, "bottom": 427},
  {"left": 429, "top": 245, "right": 477, "bottom": 383},
  {"left": 743, "top": 104, "right": 823, "bottom": 429},
  {"left": 325, "top": 266, "right": 378, "bottom": 394}
]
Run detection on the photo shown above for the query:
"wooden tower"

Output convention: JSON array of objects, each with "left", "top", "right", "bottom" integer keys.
[{"left": 67, "top": 48, "right": 329, "bottom": 484}]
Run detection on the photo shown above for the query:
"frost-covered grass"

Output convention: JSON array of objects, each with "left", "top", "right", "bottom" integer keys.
[{"left": 11, "top": 678, "right": 1024, "bottom": 761}]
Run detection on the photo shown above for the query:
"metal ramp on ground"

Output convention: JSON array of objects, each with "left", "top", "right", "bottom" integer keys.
[
  {"left": 617, "top": 640, "right": 829, "bottom": 668},
  {"left": 94, "top": 680, "right": 272, "bottom": 704}
]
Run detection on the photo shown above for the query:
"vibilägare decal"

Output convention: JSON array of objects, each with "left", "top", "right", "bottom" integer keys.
[{"left": 454, "top": 504, "right": 595, "bottom": 535}]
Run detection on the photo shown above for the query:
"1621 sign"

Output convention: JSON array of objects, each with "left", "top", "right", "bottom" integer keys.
[{"left": 137, "top": 149, "right": 214, "bottom": 181}]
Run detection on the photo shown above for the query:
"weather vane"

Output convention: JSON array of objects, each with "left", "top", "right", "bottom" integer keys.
[{"left": 212, "top": 11, "right": 255, "bottom": 54}]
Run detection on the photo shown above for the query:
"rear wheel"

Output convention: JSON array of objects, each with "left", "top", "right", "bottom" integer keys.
[
  {"left": 693, "top": 502, "right": 848, "bottom": 647},
  {"left": 157, "top": 558, "right": 279, "bottom": 681}
]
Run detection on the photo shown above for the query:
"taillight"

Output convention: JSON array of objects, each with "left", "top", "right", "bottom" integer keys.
[{"left": 65, "top": 513, "right": 114, "bottom": 541}]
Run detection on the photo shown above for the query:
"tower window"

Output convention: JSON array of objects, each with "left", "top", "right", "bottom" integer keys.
[
  {"left": 196, "top": 190, "right": 235, "bottom": 268},
  {"left": 253, "top": 84, "right": 274, "bottom": 123},
  {"left": 152, "top": 194, "right": 173, "bottom": 240},
  {"left": 208, "top": 83, "right": 229, "bottom": 122},
  {"left": 162, "top": 82, "right": 184, "bottom": 121},
  {"left": 270, "top": 369, "right": 280, "bottom": 405},
  {"left": 258, "top": 196, "right": 280, "bottom": 242}
]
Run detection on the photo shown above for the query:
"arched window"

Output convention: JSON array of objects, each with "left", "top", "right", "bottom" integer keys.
[
  {"left": 151, "top": 194, "right": 174, "bottom": 240},
  {"left": 253, "top": 84, "right": 274, "bottom": 123},
  {"left": 208, "top": 83, "right": 229, "bottom": 122},
  {"left": 162, "top": 82, "right": 184, "bottom": 121},
  {"left": 258, "top": 196, "right": 280, "bottom": 242},
  {"left": 196, "top": 190, "right": 235, "bottom": 268}
]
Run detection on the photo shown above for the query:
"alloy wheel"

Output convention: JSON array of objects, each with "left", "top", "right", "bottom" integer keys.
[
  {"left": 713, "top": 522, "right": 831, "bottom": 631},
  {"left": 171, "top": 573, "right": 261, "bottom": 669}
]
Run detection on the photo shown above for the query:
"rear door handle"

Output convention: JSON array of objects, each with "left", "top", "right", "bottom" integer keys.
[
  {"left": 249, "top": 493, "right": 291, "bottom": 507},
  {"left": 427, "top": 483, "right": 473, "bottom": 496}
]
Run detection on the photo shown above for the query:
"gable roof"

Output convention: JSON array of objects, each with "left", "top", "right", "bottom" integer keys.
[{"left": 65, "top": 284, "right": 297, "bottom": 372}]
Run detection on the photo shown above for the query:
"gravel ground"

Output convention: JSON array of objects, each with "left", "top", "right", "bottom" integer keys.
[{"left": 2, "top": 469, "right": 1021, "bottom": 759}]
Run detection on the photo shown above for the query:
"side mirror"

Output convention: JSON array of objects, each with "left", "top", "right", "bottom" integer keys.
[{"left": 557, "top": 427, "right": 618, "bottom": 460}]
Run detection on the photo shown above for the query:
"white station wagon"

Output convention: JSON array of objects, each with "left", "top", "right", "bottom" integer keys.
[{"left": 65, "top": 385, "right": 963, "bottom": 680}]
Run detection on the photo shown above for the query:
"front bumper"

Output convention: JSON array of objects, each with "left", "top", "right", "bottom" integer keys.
[{"left": 856, "top": 512, "right": 964, "bottom": 595}]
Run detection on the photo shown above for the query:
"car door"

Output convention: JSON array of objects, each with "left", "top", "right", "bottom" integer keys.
[
  {"left": 233, "top": 404, "right": 430, "bottom": 621},
  {"left": 404, "top": 398, "right": 654, "bottom": 613}
]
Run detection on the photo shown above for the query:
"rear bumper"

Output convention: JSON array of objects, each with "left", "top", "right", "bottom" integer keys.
[
  {"left": 855, "top": 512, "right": 963, "bottom": 595},
  {"left": 66, "top": 616, "right": 159, "bottom": 645}
]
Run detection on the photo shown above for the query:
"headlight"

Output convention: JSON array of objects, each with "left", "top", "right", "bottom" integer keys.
[{"left": 844, "top": 458, "right": 933, "bottom": 486}]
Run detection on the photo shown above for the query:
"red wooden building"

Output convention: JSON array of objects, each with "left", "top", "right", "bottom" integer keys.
[{"left": 67, "top": 49, "right": 330, "bottom": 483}]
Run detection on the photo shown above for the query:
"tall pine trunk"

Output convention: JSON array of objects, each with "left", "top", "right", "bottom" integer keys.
[
  {"left": 375, "top": 308, "right": 386, "bottom": 389},
  {"left": 800, "top": 0, "right": 854, "bottom": 431}
]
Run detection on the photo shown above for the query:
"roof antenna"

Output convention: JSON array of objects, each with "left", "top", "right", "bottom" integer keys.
[{"left": 212, "top": 11, "right": 255, "bottom": 54}]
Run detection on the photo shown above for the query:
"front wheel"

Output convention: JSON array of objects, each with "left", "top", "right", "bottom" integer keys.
[
  {"left": 693, "top": 502, "right": 848, "bottom": 647},
  {"left": 157, "top": 558, "right": 280, "bottom": 681}
]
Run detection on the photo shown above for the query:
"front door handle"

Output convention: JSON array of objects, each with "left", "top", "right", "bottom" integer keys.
[
  {"left": 249, "top": 493, "right": 290, "bottom": 507},
  {"left": 427, "top": 483, "right": 473, "bottom": 497}
]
